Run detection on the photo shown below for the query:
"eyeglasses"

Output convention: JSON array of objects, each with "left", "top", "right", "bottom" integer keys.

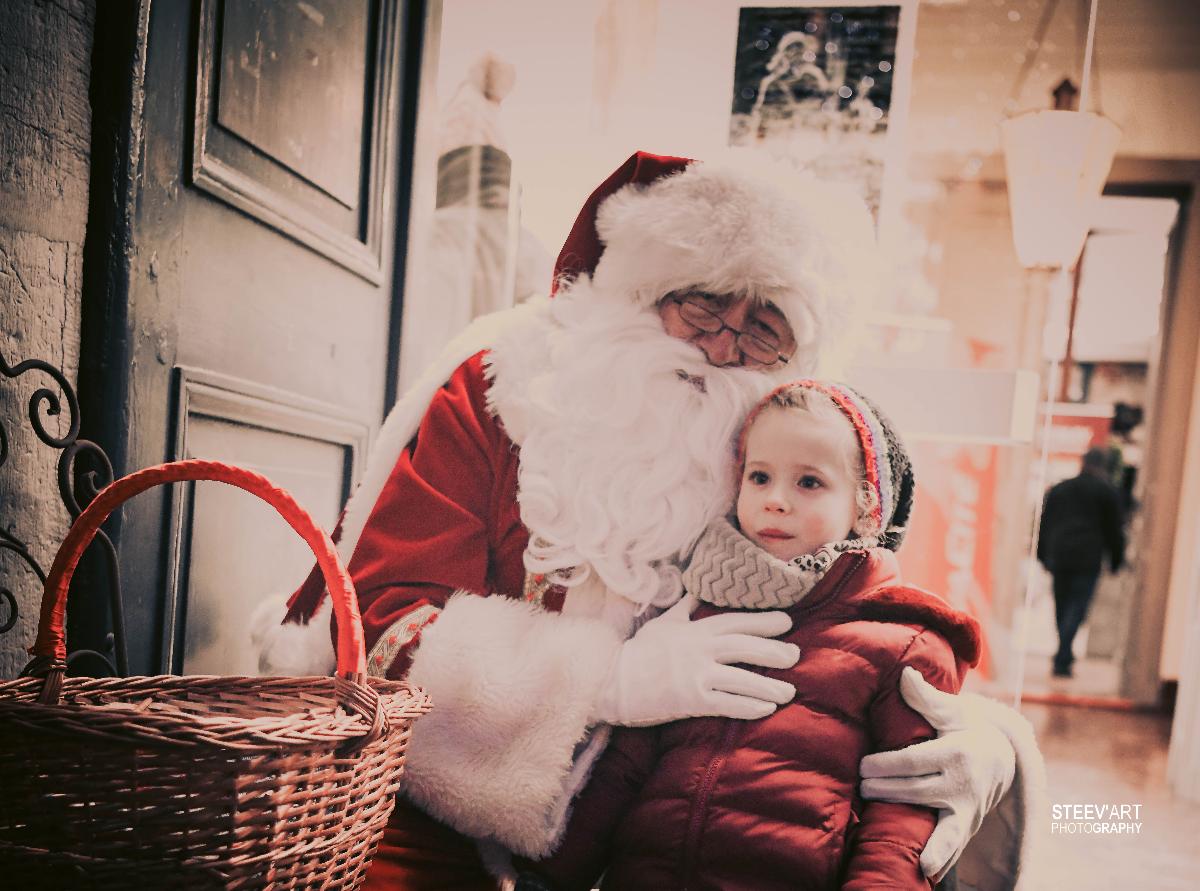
[{"left": 668, "top": 293, "right": 796, "bottom": 367}]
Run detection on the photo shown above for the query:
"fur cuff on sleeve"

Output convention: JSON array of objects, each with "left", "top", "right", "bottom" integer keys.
[
  {"left": 400, "top": 592, "right": 623, "bottom": 857},
  {"left": 251, "top": 595, "right": 336, "bottom": 677},
  {"left": 956, "top": 694, "right": 1048, "bottom": 891}
]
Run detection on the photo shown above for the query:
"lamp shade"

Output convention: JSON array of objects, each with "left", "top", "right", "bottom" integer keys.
[{"left": 1000, "top": 110, "right": 1121, "bottom": 269}]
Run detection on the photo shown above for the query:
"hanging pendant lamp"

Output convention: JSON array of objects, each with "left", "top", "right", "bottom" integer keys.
[{"left": 1000, "top": 0, "right": 1120, "bottom": 270}]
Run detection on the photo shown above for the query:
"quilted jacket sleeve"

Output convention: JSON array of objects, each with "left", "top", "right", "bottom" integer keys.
[{"left": 843, "top": 629, "right": 963, "bottom": 891}]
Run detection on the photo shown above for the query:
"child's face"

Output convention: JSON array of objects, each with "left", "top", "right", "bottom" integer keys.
[{"left": 736, "top": 407, "right": 860, "bottom": 561}]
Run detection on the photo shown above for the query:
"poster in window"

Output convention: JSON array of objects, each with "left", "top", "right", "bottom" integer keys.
[{"left": 729, "top": 5, "right": 903, "bottom": 218}]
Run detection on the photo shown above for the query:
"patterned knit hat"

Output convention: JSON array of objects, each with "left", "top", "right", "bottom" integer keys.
[{"left": 737, "top": 379, "right": 914, "bottom": 551}]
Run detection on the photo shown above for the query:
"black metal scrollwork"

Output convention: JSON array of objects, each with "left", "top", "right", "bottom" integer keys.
[{"left": 1, "top": 355, "right": 127, "bottom": 676}]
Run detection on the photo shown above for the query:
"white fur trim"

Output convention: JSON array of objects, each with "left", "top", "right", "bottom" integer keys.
[
  {"left": 399, "top": 591, "right": 622, "bottom": 858},
  {"left": 591, "top": 158, "right": 878, "bottom": 376},
  {"left": 956, "top": 694, "right": 1048, "bottom": 891},
  {"left": 337, "top": 301, "right": 547, "bottom": 566},
  {"left": 251, "top": 593, "right": 336, "bottom": 676},
  {"left": 480, "top": 297, "right": 556, "bottom": 447}
]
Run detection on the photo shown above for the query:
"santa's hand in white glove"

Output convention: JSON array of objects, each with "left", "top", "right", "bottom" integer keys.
[
  {"left": 592, "top": 594, "right": 799, "bottom": 727},
  {"left": 859, "top": 666, "right": 1017, "bottom": 884}
]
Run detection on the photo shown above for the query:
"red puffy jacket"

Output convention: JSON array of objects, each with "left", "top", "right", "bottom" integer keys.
[{"left": 522, "top": 549, "right": 982, "bottom": 891}]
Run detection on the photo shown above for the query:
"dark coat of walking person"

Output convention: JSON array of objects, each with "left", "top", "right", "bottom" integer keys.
[{"left": 1037, "top": 447, "right": 1126, "bottom": 677}]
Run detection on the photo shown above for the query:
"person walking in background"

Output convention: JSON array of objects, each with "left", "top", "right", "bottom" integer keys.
[{"left": 1037, "top": 447, "right": 1126, "bottom": 678}]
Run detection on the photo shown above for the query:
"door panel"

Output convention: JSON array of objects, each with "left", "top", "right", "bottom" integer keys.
[
  {"left": 166, "top": 369, "right": 367, "bottom": 675},
  {"left": 80, "top": 0, "right": 423, "bottom": 676},
  {"left": 192, "top": 0, "right": 397, "bottom": 280},
  {"left": 215, "top": 1, "right": 369, "bottom": 206}
]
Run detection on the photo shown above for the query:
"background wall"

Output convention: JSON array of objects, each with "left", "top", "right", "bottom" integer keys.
[
  {"left": 0, "top": 0, "right": 96, "bottom": 676},
  {"left": 908, "top": 0, "right": 1200, "bottom": 159}
]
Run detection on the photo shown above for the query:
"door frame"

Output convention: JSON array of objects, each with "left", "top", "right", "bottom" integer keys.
[{"left": 1103, "top": 159, "right": 1200, "bottom": 706}]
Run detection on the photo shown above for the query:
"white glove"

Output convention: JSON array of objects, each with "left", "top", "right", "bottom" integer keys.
[
  {"left": 859, "top": 667, "right": 1017, "bottom": 884},
  {"left": 592, "top": 594, "right": 799, "bottom": 727}
]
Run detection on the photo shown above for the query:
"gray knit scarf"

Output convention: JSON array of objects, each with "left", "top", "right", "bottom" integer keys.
[{"left": 681, "top": 517, "right": 874, "bottom": 609}]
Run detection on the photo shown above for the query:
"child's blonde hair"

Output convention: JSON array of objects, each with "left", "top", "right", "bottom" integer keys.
[{"left": 735, "top": 380, "right": 914, "bottom": 550}]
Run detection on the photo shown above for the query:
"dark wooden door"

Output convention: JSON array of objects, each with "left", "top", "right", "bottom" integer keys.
[{"left": 79, "top": 0, "right": 425, "bottom": 676}]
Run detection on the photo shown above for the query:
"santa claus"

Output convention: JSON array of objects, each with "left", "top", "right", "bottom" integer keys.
[{"left": 261, "top": 152, "right": 1042, "bottom": 890}]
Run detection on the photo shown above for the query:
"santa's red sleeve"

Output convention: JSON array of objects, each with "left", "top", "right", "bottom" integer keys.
[
  {"left": 282, "top": 351, "right": 515, "bottom": 676},
  {"left": 338, "top": 350, "right": 525, "bottom": 679},
  {"left": 286, "top": 351, "right": 624, "bottom": 858},
  {"left": 843, "top": 629, "right": 961, "bottom": 891}
]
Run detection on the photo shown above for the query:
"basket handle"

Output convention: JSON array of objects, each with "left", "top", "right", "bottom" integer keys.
[{"left": 29, "top": 460, "right": 368, "bottom": 693}]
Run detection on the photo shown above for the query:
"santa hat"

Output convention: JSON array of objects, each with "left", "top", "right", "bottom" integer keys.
[
  {"left": 738, "top": 379, "right": 915, "bottom": 551},
  {"left": 554, "top": 150, "right": 877, "bottom": 372}
]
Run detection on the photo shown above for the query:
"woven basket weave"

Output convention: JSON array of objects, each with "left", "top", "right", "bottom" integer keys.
[{"left": 0, "top": 460, "right": 432, "bottom": 889}]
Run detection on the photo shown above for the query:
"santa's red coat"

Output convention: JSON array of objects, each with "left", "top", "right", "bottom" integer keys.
[
  {"left": 336, "top": 350, "right": 526, "bottom": 680},
  {"left": 288, "top": 349, "right": 599, "bottom": 889}
]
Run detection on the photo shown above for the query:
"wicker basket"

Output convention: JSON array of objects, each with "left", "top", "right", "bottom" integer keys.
[{"left": 0, "top": 460, "right": 432, "bottom": 889}]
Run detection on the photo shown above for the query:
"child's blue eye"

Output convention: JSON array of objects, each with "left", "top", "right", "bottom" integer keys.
[
  {"left": 798, "top": 475, "right": 823, "bottom": 490},
  {"left": 748, "top": 470, "right": 770, "bottom": 485}
]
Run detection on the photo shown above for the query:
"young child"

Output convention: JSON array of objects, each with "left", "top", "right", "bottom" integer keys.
[{"left": 514, "top": 380, "right": 981, "bottom": 891}]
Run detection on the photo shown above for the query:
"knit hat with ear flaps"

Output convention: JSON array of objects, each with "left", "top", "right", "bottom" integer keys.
[
  {"left": 738, "top": 379, "right": 914, "bottom": 551},
  {"left": 553, "top": 151, "right": 877, "bottom": 373}
]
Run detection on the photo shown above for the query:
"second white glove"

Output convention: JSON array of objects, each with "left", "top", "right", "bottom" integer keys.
[
  {"left": 859, "top": 666, "right": 1019, "bottom": 883},
  {"left": 591, "top": 594, "right": 800, "bottom": 727}
]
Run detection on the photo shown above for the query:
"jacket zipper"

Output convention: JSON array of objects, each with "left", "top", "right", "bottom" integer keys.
[
  {"left": 676, "top": 553, "right": 867, "bottom": 887},
  {"left": 680, "top": 719, "right": 741, "bottom": 889}
]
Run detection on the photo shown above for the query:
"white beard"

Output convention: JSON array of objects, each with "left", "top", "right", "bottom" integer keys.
[{"left": 486, "top": 280, "right": 780, "bottom": 612}]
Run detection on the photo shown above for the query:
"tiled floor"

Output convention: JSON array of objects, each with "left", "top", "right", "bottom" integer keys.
[
  {"left": 1021, "top": 652, "right": 1124, "bottom": 701},
  {"left": 1020, "top": 700, "right": 1200, "bottom": 890}
]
